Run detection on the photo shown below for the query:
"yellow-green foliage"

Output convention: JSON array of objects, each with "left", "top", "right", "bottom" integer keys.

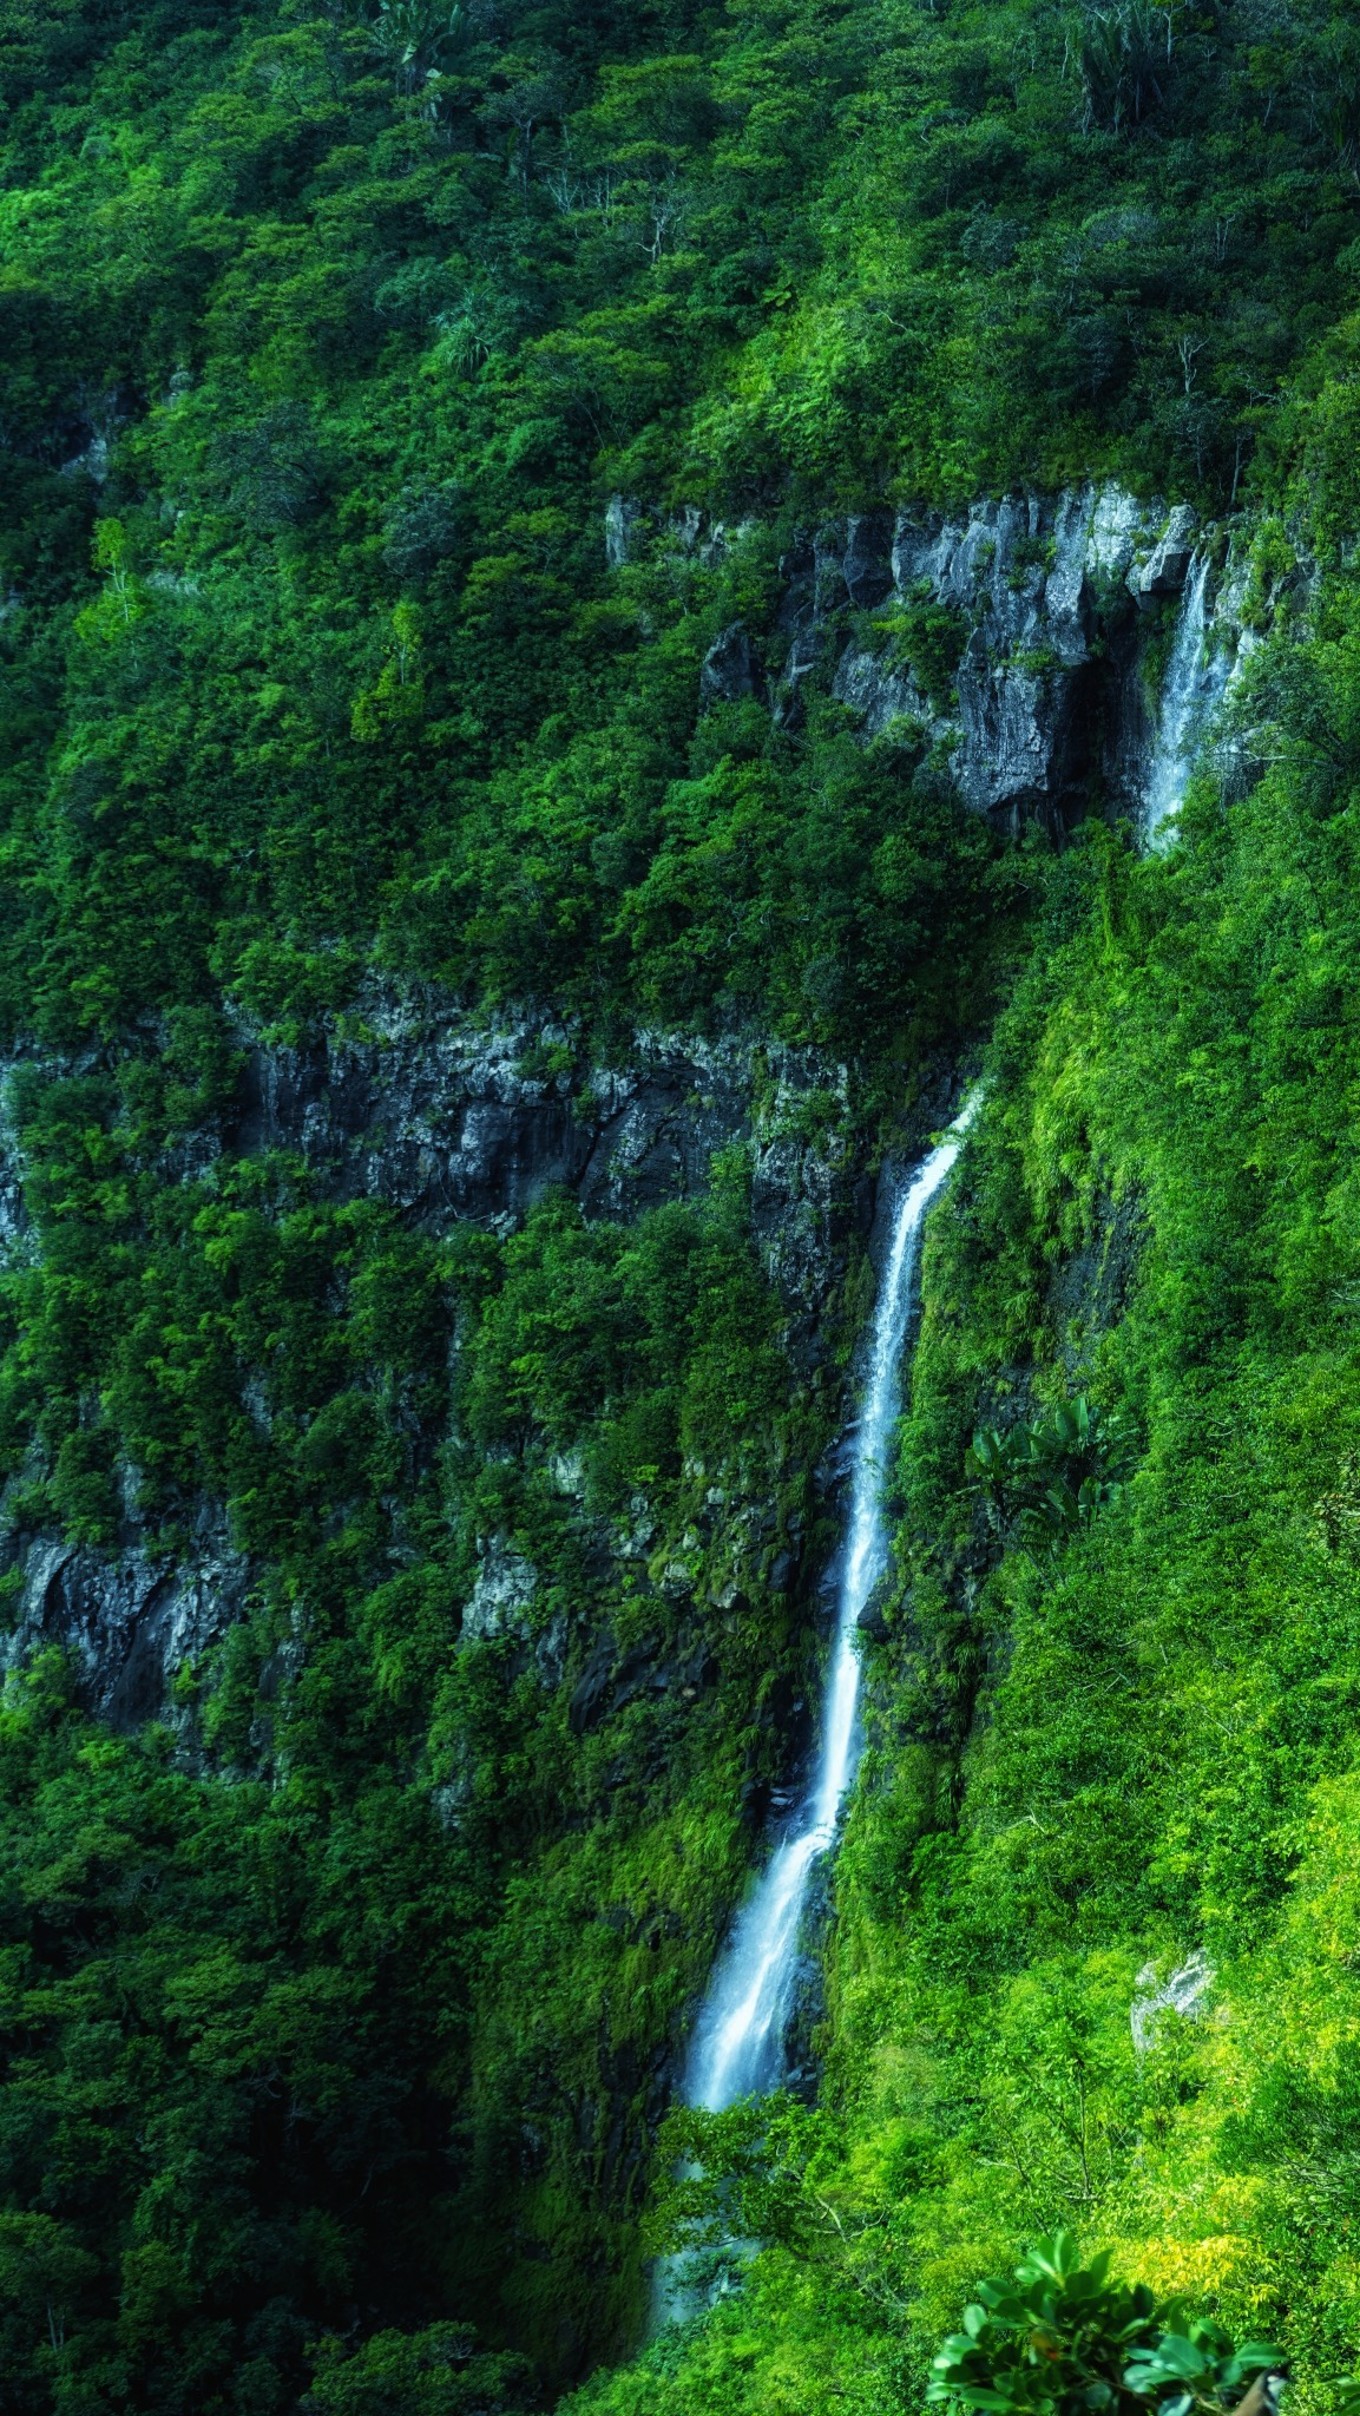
[{"left": 574, "top": 622, "right": 1360, "bottom": 2410}]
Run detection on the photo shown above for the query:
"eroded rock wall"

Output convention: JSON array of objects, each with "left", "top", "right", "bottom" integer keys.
[
  {"left": 641, "top": 483, "right": 1264, "bottom": 837},
  {"left": 0, "top": 1001, "right": 874, "bottom": 1727}
]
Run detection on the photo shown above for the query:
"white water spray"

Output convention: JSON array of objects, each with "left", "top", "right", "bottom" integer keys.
[
  {"left": 1143, "top": 553, "right": 1235, "bottom": 850},
  {"left": 681, "top": 1098, "right": 978, "bottom": 2115}
]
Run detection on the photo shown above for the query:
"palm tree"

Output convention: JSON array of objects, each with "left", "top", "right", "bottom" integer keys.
[{"left": 366, "top": 0, "right": 467, "bottom": 97}]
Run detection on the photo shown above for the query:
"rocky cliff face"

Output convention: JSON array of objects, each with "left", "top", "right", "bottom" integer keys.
[
  {"left": 4, "top": 484, "right": 1280, "bottom": 1736},
  {"left": 0, "top": 998, "right": 872, "bottom": 1726},
  {"left": 623, "top": 482, "right": 1266, "bottom": 839},
  {"left": 6, "top": 1524, "right": 251, "bottom": 1730},
  {"left": 820, "top": 487, "right": 1156, "bottom": 833},
  {"left": 226, "top": 1001, "right": 865, "bottom": 1325}
]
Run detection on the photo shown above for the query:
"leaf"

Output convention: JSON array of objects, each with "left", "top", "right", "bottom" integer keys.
[
  {"left": 1221, "top": 2346, "right": 1288, "bottom": 2389},
  {"left": 936, "top": 2337, "right": 985, "bottom": 2367},
  {"left": 1125, "top": 2335, "right": 1206, "bottom": 2383}
]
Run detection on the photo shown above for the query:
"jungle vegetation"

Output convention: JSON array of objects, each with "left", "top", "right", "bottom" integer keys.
[{"left": 4, "top": 0, "right": 1360, "bottom": 2410}]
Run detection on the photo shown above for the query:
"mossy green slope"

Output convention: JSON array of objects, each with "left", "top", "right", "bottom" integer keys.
[{"left": 575, "top": 607, "right": 1360, "bottom": 2408}]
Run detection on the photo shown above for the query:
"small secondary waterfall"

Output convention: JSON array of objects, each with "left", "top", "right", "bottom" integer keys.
[
  {"left": 681, "top": 1100, "right": 977, "bottom": 2117},
  {"left": 1143, "top": 553, "right": 1235, "bottom": 850}
]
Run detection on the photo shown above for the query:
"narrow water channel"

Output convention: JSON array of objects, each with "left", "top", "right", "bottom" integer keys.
[{"left": 682, "top": 1098, "right": 978, "bottom": 2114}]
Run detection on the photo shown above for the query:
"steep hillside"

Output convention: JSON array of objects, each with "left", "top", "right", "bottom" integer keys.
[{"left": 3, "top": 0, "right": 1360, "bottom": 2411}]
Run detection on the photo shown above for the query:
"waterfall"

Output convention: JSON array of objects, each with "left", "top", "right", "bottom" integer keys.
[
  {"left": 680, "top": 1099, "right": 977, "bottom": 2117},
  {"left": 1142, "top": 552, "right": 1235, "bottom": 850}
]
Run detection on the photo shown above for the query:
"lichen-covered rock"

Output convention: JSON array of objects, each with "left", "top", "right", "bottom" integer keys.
[
  {"left": 460, "top": 1539, "right": 565, "bottom": 1684},
  {"left": 700, "top": 620, "right": 759, "bottom": 705},
  {"left": 768, "top": 486, "right": 1154, "bottom": 825},
  {"left": 460, "top": 1540, "right": 538, "bottom": 1645},
  {"left": 0, "top": 1524, "right": 249, "bottom": 1729},
  {"left": 1129, "top": 502, "right": 1198, "bottom": 601},
  {"left": 1087, "top": 482, "right": 1152, "bottom": 580}
]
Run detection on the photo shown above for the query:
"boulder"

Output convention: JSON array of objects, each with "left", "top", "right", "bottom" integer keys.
[
  {"left": 700, "top": 620, "right": 759, "bottom": 705},
  {"left": 1129, "top": 502, "right": 1198, "bottom": 602},
  {"left": 604, "top": 493, "right": 645, "bottom": 568}
]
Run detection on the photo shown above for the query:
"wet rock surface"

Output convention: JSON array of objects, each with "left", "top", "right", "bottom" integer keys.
[{"left": 817, "top": 489, "right": 1268, "bottom": 833}]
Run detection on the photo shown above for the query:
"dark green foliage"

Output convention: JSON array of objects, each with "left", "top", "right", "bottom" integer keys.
[
  {"left": 1077, "top": 4, "right": 1174, "bottom": 137},
  {"left": 875, "top": 590, "right": 970, "bottom": 715},
  {"left": 966, "top": 1397, "right": 1134, "bottom": 1541},
  {"left": 0, "top": 1653, "right": 471, "bottom": 2415},
  {"left": 0, "top": 1166, "right": 834, "bottom": 2402},
  {"left": 303, "top": 2325, "right": 533, "bottom": 2415}
]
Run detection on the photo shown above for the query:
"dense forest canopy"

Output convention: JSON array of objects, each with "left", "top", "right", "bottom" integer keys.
[
  {"left": 4, "top": 0, "right": 1360, "bottom": 1050},
  {"left": 5, "top": 0, "right": 1360, "bottom": 2411}
]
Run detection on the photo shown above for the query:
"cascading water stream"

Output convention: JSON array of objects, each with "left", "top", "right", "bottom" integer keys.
[
  {"left": 680, "top": 1097, "right": 978, "bottom": 2119},
  {"left": 1142, "top": 552, "right": 1236, "bottom": 851}
]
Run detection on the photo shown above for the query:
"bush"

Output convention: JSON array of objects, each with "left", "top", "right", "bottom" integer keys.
[
  {"left": 965, "top": 1397, "right": 1134, "bottom": 1541},
  {"left": 929, "top": 2234, "right": 1283, "bottom": 2416}
]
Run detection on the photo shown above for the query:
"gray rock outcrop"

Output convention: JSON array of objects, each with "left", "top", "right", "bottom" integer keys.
[
  {"left": 1130, "top": 502, "right": 1198, "bottom": 601},
  {"left": 604, "top": 493, "right": 645, "bottom": 569},
  {"left": 817, "top": 488, "right": 1269, "bottom": 835},
  {"left": 223, "top": 1006, "right": 852, "bottom": 1279},
  {"left": 0, "top": 1526, "right": 249, "bottom": 1732},
  {"left": 635, "top": 481, "right": 1263, "bottom": 838},
  {"left": 809, "top": 485, "right": 1165, "bottom": 832},
  {"left": 700, "top": 621, "right": 759, "bottom": 705},
  {"left": 0, "top": 1003, "right": 863, "bottom": 1724},
  {"left": 459, "top": 1539, "right": 565, "bottom": 1685}
]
